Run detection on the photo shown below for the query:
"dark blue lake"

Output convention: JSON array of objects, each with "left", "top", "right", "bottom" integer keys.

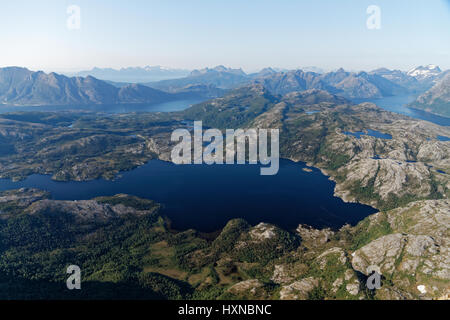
[
  {"left": 344, "top": 129, "right": 392, "bottom": 140},
  {"left": 0, "top": 159, "right": 376, "bottom": 232},
  {"left": 437, "top": 135, "right": 450, "bottom": 142}
]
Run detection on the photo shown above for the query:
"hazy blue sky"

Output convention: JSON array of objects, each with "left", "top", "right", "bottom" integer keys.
[{"left": 1, "top": 0, "right": 449, "bottom": 72}]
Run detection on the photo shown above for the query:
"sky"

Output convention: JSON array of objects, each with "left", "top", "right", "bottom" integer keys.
[{"left": 1, "top": 0, "right": 449, "bottom": 73}]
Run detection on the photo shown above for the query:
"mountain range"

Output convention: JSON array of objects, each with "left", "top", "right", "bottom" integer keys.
[
  {"left": 0, "top": 67, "right": 216, "bottom": 106},
  {"left": 252, "top": 68, "right": 412, "bottom": 98},
  {"left": 67, "top": 66, "right": 190, "bottom": 83},
  {"left": 146, "top": 65, "right": 250, "bottom": 92},
  {"left": 0, "top": 81, "right": 449, "bottom": 300},
  {"left": 1, "top": 65, "right": 448, "bottom": 117},
  {"left": 146, "top": 64, "right": 446, "bottom": 100}
]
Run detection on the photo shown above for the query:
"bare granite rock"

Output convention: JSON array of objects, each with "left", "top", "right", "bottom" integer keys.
[
  {"left": 352, "top": 233, "right": 406, "bottom": 275},
  {"left": 296, "top": 224, "right": 334, "bottom": 246},
  {"left": 279, "top": 277, "right": 319, "bottom": 300},
  {"left": 315, "top": 247, "right": 347, "bottom": 268},
  {"left": 250, "top": 223, "right": 276, "bottom": 241},
  {"left": 25, "top": 198, "right": 155, "bottom": 222},
  {"left": 0, "top": 188, "right": 50, "bottom": 217},
  {"left": 346, "top": 282, "right": 360, "bottom": 296},
  {"left": 350, "top": 199, "right": 449, "bottom": 299},
  {"left": 271, "top": 265, "right": 295, "bottom": 285},
  {"left": 227, "top": 279, "right": 269, "bottom": 299}
]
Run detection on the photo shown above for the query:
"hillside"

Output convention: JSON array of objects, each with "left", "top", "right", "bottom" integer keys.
[{"left": 409, "top": 74, "right": 450, "bottom": 118}]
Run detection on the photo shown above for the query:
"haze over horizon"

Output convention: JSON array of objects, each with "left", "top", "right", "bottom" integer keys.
[
  {"left": 3, "top": 64, "right": 449, "bottom": 77},
  {"left": 1, "top": 0, "right": 449, "bottom": 73}
]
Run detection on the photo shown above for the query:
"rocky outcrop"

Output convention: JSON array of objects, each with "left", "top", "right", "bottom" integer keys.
[
  {"left": 343, "top": 159, "right": 432, "bottom": 200},
  {"left": 296, "top": 224, "right": 335, "bottom": 246},
  {"left": 316, "top": 247, "right": 348, "bottom": 268},
  {"left": 263, "top": 199, "right": 448, "bottom": 300},
  {"left": 350, "top": 199, "right": 449, "bottom": 299},
  {"left": 249, "top": 223, "right": 276, "bottom": 241},
  {"left": 0, "top": 188, "right": 50, "bottom": 217},
  {"left": 227, "top": 279, "right": 269, "bottom": 299},
  {"left": 25, "top": 196, "right": 159, "bottom": 222},
  {"left": 279, "top": 277, "right": 319, "bottom": 300}
]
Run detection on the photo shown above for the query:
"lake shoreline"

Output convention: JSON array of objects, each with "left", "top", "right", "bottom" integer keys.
[{"left": 0, "top": 158, "right": 377, "bottom": 232}]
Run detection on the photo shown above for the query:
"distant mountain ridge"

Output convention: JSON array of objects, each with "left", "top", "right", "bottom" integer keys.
[
  {"left": 147, "top": 65, "right": 446, "bottom": 100},
  {"left": 252, "top": 68, "right": 410, "bottom": 99},
  {"left": 0, "top": 67, "right": 185, "bottom": 106},
  {"left": 69, "top": 66, "right": 190, "bottom": 83},
  {"left": 147, "top": 65, "right": 250, "bottom": 91},
  {"left": 252, "top": 70, "right": 335, "bottom": 96},
  {"left": 1, "top": 65, "right": 448, "bottom": 108},
  {"left": 189, "top": 65, "right": 247, "bottom": 77}
]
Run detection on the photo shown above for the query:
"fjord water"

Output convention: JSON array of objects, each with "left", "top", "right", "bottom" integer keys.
[
  {"left": 0, "top": 99, "right": 203, "bottom": 114},
  {"left": 352, "top": 94, "right": 450, "bottom": 126},
  {"left": 1, "top": 95, "right": 448, "bottom": 125},
  {"left": 0, "top": 159, "right": 376, "bottom": 232}
]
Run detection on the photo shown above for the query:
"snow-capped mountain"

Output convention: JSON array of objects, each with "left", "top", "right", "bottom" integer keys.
[{"left": 407, "top": 64, "right": 441, "bottom": 80}]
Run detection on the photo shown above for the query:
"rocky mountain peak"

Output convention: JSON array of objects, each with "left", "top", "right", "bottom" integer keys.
[{"left": 407, "top": 64, "right": 441, "bottom": 79}]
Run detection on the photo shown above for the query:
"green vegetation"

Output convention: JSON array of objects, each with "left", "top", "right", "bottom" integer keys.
[
  {"left": 350, "top": 213, "right": 392, "bottom": 250},
  {"left": 0, "top": 189, "right": 302, "bottom": 300},
  {"left": 183, "top": 85, "right": 277, "bottom": 129}
]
